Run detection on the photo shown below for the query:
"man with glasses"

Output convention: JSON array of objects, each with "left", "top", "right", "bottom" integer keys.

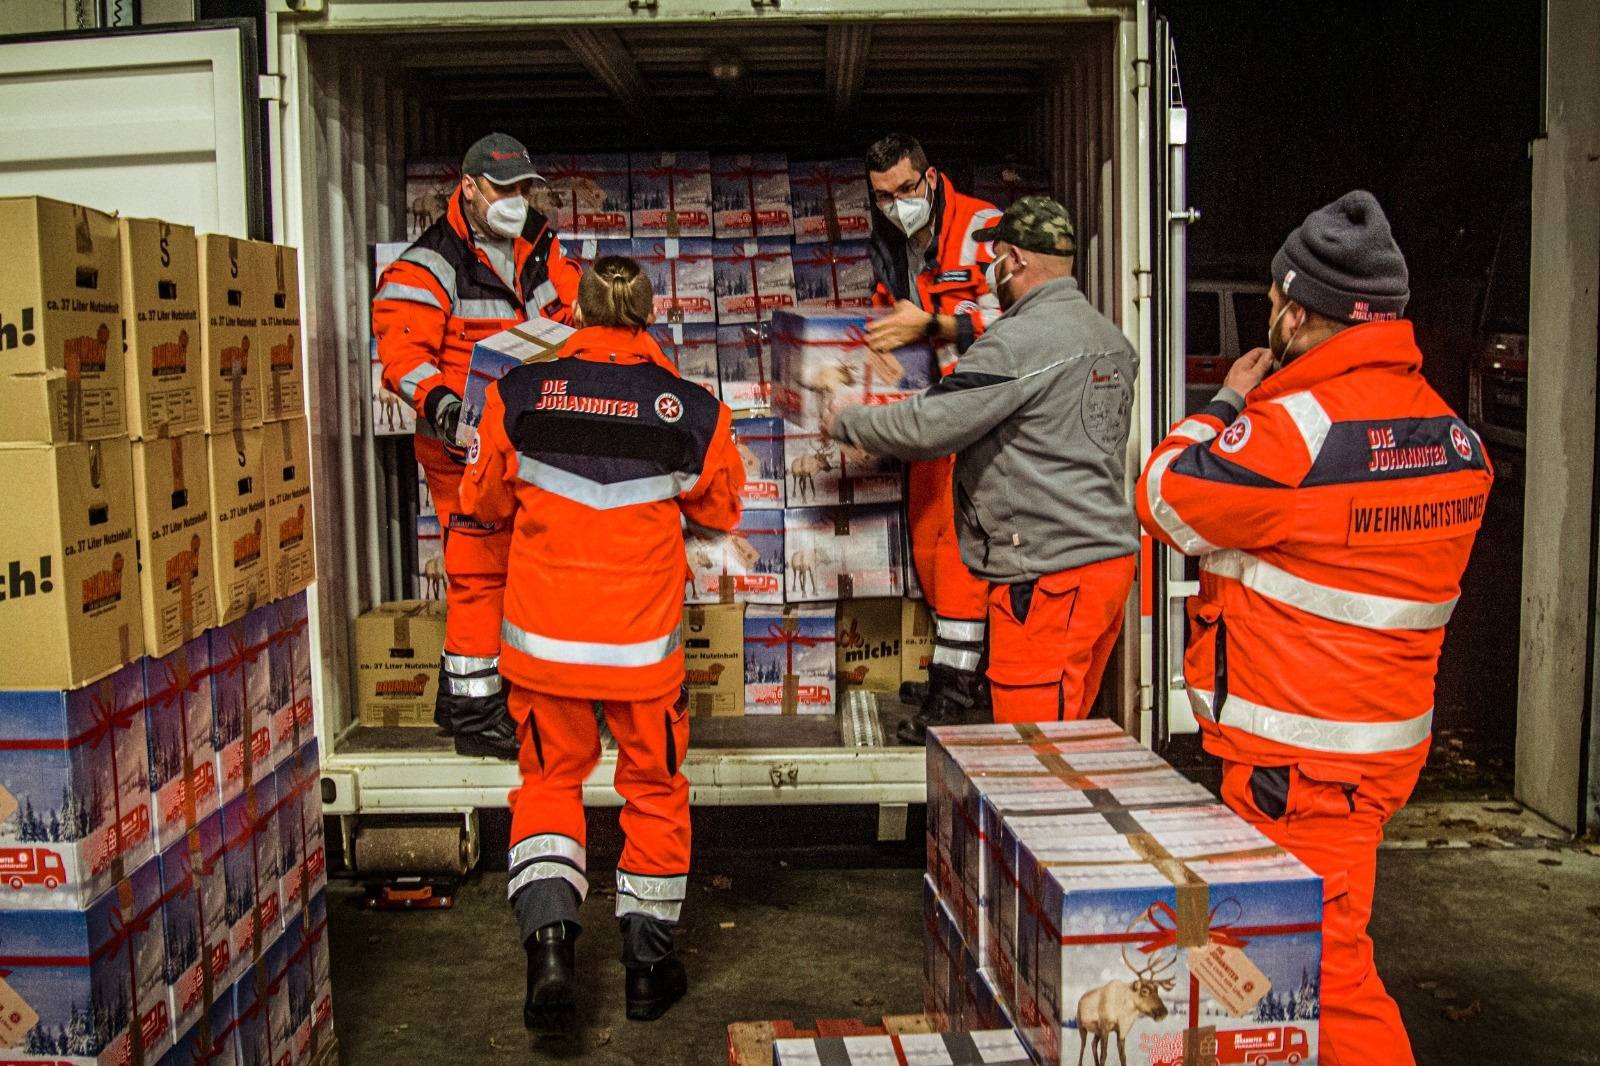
[
  {"left": 373, "top": 132, "right": 582, "bottom": 758},
  {"left": 864, "top": 132, "right": 1003, "bottom": 743}
]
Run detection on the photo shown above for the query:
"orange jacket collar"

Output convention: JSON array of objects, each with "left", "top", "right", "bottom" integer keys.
[
  {"left": 446, "top": 187, "right": 473, "bottom": 242},
  {"left": 559, "top": 325, "right": 679, "bottom": 373},
  {"left": 1253, "top": 319, "right": 1422, "bottom": 403}
]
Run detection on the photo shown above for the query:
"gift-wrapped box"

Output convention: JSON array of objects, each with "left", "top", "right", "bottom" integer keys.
[
  {"left": 731, "top": 415, "right": 785, "bottom": 508},
  {"left": 712, "top": 153, "right": 794, "bottom": 239},
  {"left": 281, "top": 907, "right": 316, "bottom": 1063},
  {"left": 415, "top": 514, "right": 443, "bottom": 602},
  {"left": 370, "top": 243, "right": 415, "bottom": 436},
  {"left": 157, "top": 809, "right": 230, "bottom": 1039},
  {"left": 633, "top": 238, "right": 717, "bottom": 326},
  {"left": 769, "top": 309, "right": 935, "bottom": 431},
  {"left": 230, "top": 948, "right": 290, "bottom": 1066},
  {"left": 0, "top": 661, "right": 154, "bottom": 910},
  {"left": 713, "top": 238, "right": 797, "bottom": 325},
  {"left": 774, "top": 1029, "right": 1031, "bottom": 1066},
  {"left": 790, "top": 159, "right": 873, "bottom": 245},
  {"left": 648, "top": 323, "right": 720, "bottom": 398},
  {"left": 563, "top": 236, "right": 634, "bottom": 274},
  {"left": 267, "top": 592, "right": 314, "bottom": 749},
  {"left": 782, "top": 505, "right": 905, "bottom": 602},
  {"left": 744, "top": 605, "right": 836, "bottom": 715},
  {"left": 245, "top": 604, "right": 293, "bottom": 775},
  {"left": 144, "top": 635, "right": 221, "bottom": 853},
  {"left": 272, "top": 760, "right": 305, "bottom": 932},
  {"left": 716, "top": 322, "right": 774, "bottom": 412},
  {"left": 456, "top": 318, "right": 576, "bottom": 448},
  {"left": 220, "top": 779, "right": 281, "bottom": 987},
  {"left": 208, "top": 618, "right": 272, "bottom": 808},
  {"left": 971, "top": 163, "right": 1052, "bottom": 209},
  {"left": 685, "top": 509, "right": 784, "bottom": 606},
  {"left": 403, "top": 161, "right": 459, "bottom": 240},
  {"left": 157, "top": 981, "right": 235, "bottom": 1066},
  {"left": 304, "top": 889, "right": 334, "bottom": 1050},
  {"left": 782, "top": 428, "right": 901, "bottom": 506},
  {"left": 630, "top": 151, "right": 714, "bottom": 238},
  {"left": 924, "top": 873, "right": 959, "bottom": 1031},
  {"left": 0, "top": 855, "right": 176, "bottom": 1064},
  {"left": 530, "top": 153, "right": 631, "bottom": 240},
  {"left": 792, "top": 241, "right": 875, "bottom": 310},
  {"left": 289, "top": 740, "right": 327, "bottom": 901}
]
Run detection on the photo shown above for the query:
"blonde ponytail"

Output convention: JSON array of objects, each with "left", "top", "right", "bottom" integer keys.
[{"left": 578, "top": 255, "right": 654, "bottom": 330}]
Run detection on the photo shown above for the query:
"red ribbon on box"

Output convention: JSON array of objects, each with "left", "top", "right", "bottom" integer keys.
[
  {"left": 747, "top": 620, "right": 835, "bottom": 677},
  {"left": 793, "top": 244, "right": 870, "bottom": 309},
  {"left": 792, "top": 163, "right": 868, "bottom": 243},
  {"left": 539, "top": 159, "right": 629, "bottom": 234},
  {"left": 637, "top": 161, "right": 706, "bottom": 236},
  {"left": 717, "top": 243, "right": 792, "bottom": 322},
  {"left": 718, "top": 160, "right": 788, "bottom": 236},
  {"left": 636, "top": 242, "right": 712, "bottom": 322}
]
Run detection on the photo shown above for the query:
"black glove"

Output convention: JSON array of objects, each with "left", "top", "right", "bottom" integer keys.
[{"left": 425, "top": 389, "right": 467, "bottom": 461}]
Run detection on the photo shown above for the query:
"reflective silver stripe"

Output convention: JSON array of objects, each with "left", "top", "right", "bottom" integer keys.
[
  {"left": 456, "top": 298, "right": 518, "bottom": 320},
  {"left": 1272, "top": 391, "right": 1332, "bottom": 463},
  {"left": 961, "top": 208, "right": 1003, "bottom": 268},
  {"left": 447, "top": 673, "right": 502, "bottom": 697},
  {"left": 1144, "top": 448, "right": 1218, "bottom": 556},
  {"left": 374, "top": 282, "right": 445, "bottom": 310},
  {"left": 615, "top": 870, "right": 687, "bottom": 901},
  {"left": 1188, "top": 687, "right": 1433, "bottom": 755},
  {"left": 398, "top": 247, "right": 457, "bottom": 302},
  {"left": 398, "top": 363, "right": 438, "bottom": 404},
  {"left": 516, "top": 455, "right": 701, "bottom": 511},
  {"left": 615, "top": 894, "right": 682, "bottom": 922},
  {"left": 509, "top": 834, "right": 585, "bottom": 872},
  {"left": 933, "top": 616, "right": 986, "bottom": 644},
  {"left": 1201, "top": 549, "right": 1458, "bottom": 631},
  {"left": 507, "top": 861, "right": 589, "bottom": 902},
  {"left": 442, "top": 653, "right": 498, "bottom": 675},
  {"left": 503, "top": 619, "right": 681, "bottom": 668},
  {"left": 1171, "top": 418, "right": 1219, "bottom": 444},
  {"left": 531, "top": 279, "right": 559, "bottom": 309},
  {"left": 931, "top": 645, "right": 982, "bottom": 672}
]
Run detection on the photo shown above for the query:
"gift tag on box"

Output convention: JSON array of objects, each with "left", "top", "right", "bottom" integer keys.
[
  {"left": 0, "top": 976, "right": 39, "bottom": 1049},
  {"left": 1189, "top": 942, "right": 1272, "bottom": 1017}
]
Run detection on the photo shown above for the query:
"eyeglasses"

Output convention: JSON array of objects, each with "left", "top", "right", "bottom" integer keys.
[{"left": 871, "top": 173, "right": 928, "bottom": 208}]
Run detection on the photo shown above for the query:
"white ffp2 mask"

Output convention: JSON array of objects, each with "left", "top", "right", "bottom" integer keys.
[
  {"left": 880, "top": 194, "right": 932, "bottom": 237},
  {"left": 483, "top": 194, "right": 528, "bottom": 239}
]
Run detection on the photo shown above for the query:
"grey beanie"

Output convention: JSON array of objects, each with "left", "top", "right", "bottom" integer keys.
[{"left": 1271, "top": 190, "right": 1409, "bottom": 323}]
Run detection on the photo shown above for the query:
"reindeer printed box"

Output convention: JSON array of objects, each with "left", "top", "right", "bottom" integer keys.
[
  {"left": 684, "top": 509, "right": 784, "bottom": 606},
  {"left": 403, "top": 161, "right": 460, "bottom": 240},
  {"left": 716, "top": 322, "right": 774, "bottom": 412},
  {"left": 792, "top": 241, "right": 875, "bottom": 311},
  {"left": 530, "top": 154, "right": 632, "bottom": 240},
  {"left": 144, "top": 636, "right": 221, "bottom": 853},
  {"left": 730, "top": 415, "right": 784, "bottom": 509},
  {"left": 790, "top": 159, "right": 873, "bottom": 246},
  {"left": 158, "top": 983, "right": 235, "bottom": 1066},
  {"left": 769, "top": 309, "right": 935, "bottom": 432},
  {"left": 782, "top": 429, "right": 902, "bottom": 506},
  {"left": 0, "top": 854, "right": 175, "bottom": 1064},
  {"left": 649, "top": 323, "right": 720, "bottom": 398},
  {"left": 415, "top": 515, "right": 443, "bottom": 602},
  {"left": 630, "top": 152, "right": 714, "bottom": 238},
  {"left": 710, "top": 154, "right": 793, "bottom": 239},
  {"left": 0, "top": 661, "right": 154, "bottom": 911},
  {"left": 220, "top": 779, "right": 282, "bottom": 988},
  {"left": 782, "top": 505, "right": 906, "bottom": 603},
  {"left": 417, "top": 461, "right": 435, "bottom": 518},
  {"left": 157, "top": 809, "right": 230, "bottom": 1040},
  {"left": 371, "top": 244, "right": 415, "bottom": 437},
  {"left": 633, "top": 238, "right": 717, "bottom": 327},
  {"left": 713, "top": 239, "right": 796, "bottom": 325},
  {"left": 457, "top": 318, "right": 577, "bottom": 449},
  {"left": 743, "top": 604, "right": 835, "bottom": 716}
]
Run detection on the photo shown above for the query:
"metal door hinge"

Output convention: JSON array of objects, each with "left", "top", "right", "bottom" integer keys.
[
  {"left": 752, "top": 0, "right": 780, "bottom": 7},
  {"left": 1170, "top": 207, "right": 1201, "bottom": 225},
  {"left": 259, "top": 74, "right": 286, "bottom": 102},
  {"left": 628, "top": 0, "right": 658, "bottom": 9},
  {"left": 1133, "top": 57, "right": 1151, "bottom": 90}
]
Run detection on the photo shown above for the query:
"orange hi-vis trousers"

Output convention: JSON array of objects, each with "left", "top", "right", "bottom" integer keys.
[
  {"left": 416, "top": 434, "right": 511, "bottom": 665},
  {"left": 908, "top": 456, "right": 990, "bottom": 654}
]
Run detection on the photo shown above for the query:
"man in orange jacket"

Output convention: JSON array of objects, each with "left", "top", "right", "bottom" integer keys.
[
  {"left": 1137, "top": 191, "right": 1492, "bottom": 1066},
  {"left": 864, "top": 133, "right": 1003, "bottom": 744},
  {"left": 461, "top": 256, "right": 744, "bottom": 1031},
  {"left": 373, "top": 133, "right": 581, "bottom": 758}
]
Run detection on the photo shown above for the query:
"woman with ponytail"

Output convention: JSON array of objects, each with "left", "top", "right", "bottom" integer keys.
[{"left": 460, "top": 255, "right": 745, "bottom": 1030}]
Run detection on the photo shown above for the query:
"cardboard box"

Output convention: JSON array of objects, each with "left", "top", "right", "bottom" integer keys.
[
  {"left": 783, "top": 505, "right": 906, "bottom": 602},
  {"left": 132, "top": 433, "right": 218, "bottom": 657},
  {"left": 208, "top": 618, "right": 273, "bottom": 808},
  {"left": 901, "top": 598, "right": 932, "bottom": 686},
  {"left": 530, "top": 153, "right": 632, "bottom": 240},
  {"left": 744, "top": 604, "right": 836, "bottom": 715},
  {"left": 630, "top": 152, "right": 714, "bottom": 238},
  {"left": 119, "top": 217, "right": 204, "bottom": 439},
  {"left": 415, "top": 515, "right": 444, "bottom": 601},
  {"left": 790, "top": 159, "right": 873, "bottom": 245},
  {"left": 782, "top": 427, "right": 902, "bottom": 506},
  {"left": 710, "top": 153, "right": 793, "bottom": 238},
  {"left": 258, "top": 242, "right": 303, "bottom": 422},
  {"left": 264, "top": 416, "right": 316, "bottom": 599},
  {"left": 245, "top": 605, "right": 293, "bottom": 775},
  {"left": 0, "top": 439, "right": 142, "bottom": 688},
  {"left": 792, "top": 241, "right": 875, "bottom": 310},
  {"left": 205, "top": 428, "right": 271, "bottom": 626},
  {"left": 0, "top": 854, "right": 175, "bottom": 1063},
  {"left": 157, "top": 809, "right": 231, "bottom": 1039},
  {"left": 649, "top": 323, "right": 719, "bottom": 398},
  {"left": 0, "top": 196, "right": 126, "bottom": 443},
  {"left": 633, "top": 237, "right": 717, "bottom": 326},
  {"left": 713, "top": 238, "right": 796, "bottom": 325},
  {"left": 774, "top": 1030, "right": 1031, "bottom": 1065},
  {"left": 972, "top": 163, "right": 1052, "bottom": 209},
  {"left": 196, "top": 234, "right": 263, "bottom": 432},
  {"left": 716, "top": 322, "right": 773, "bottom": 412},
  {"left": 144, "top": 635, "right": 221, "bottom": 853},
  {"left": 267, "top": 592, "right": 314, "bottom": 749},
  {"left": 159, "top": 982, "right": 236, "bottom": 1066},
  {"left": 220, "top": 779, "right": 282, "bottom": 982},
  {"left": 681, "top": 603, "right": 744, "bottom": 717},
  {"left": 356, "top": 600, "right": 446, "bottom": 728},
  {"left": 684, "top": 510, "right": 784, "bottom": 606},
  {"left": 404, "top": 161, "right": 460, "bottom": 240},
  {"left": 0, "top": 660, "right": 154, "bottom": 910},
  {"left": 836, "top": 597, "right": 903, "bottom": 695},
  {"left": 455, "top": 318, "right": 575, "bottom": 449},
  {"left": 730, "top": 414, "right": 784, "bottom": 508},
  {"left": 771, "top": 309, "right": 936, "bottom": 431}
]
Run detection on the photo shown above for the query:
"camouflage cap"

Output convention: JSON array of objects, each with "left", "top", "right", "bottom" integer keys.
[{"left": 971, "top": 195, "right": 1077, "bottom": 256}]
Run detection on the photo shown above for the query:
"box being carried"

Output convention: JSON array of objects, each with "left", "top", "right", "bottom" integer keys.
[
  {"left": 630, "top": 152, "right": 713, "bottom": 238},
  {"left": 456, "top": 318, "right": 576, "bottom": 449},
  {"left": 197, "top": 234, "right": 263, "bottom": 433},
  {"left": 684, "top": 510, "right": 784, "bottom": 606},
  {"left": 770, "top": 309, "right": 935, "bottom": 431},
  {"left": 119, "top": 217, "right": 203, "bottom": 439},
  {"left": 716, "top": 322, "right": 774, "bottom": 412},
  {"left": 789, "top": 159, "right": 873, "bottom": 245},
  {"left": 0, "top": 196, "right": 126, "bottom": 444},
  {"left": 681, "top": 603, "right": 744, "bottom": 717},
  {"left": 132, "top": 432, "right": 217, "bottom": 657},
  {"left": 792, "top": 241, "right": 875, "bottom": 311},
  {"left": 783, "top": 429, "right": 901, "bottom": 506},
  {"left": 711, "top": 153, "right": 794, "bottom": 239},
  {"left": 649, "top": 323, "right": 720, "bottom": 399},
  {"left": 783, "top": 505, "right": 906, "bottom": 602},
  {"left": 713, "top": 239, "right": 796, "bottom": 325},
  {"left": 730, "top": 415, "right": 784, "bottom": 509},
  {"left": 143, "top": 636, "right": 221, "bottom": 853},
  {"left": 744, "top": 604, "right": 835, "bottom": 715},
  {"left": 531, "top": 153, "right": 632, "bottom": 240},
  {"left": 633, "top": 238, "right": 716, "bottom": 326},
  {"left": 404, "top": 160, "right": 460, "bottom": 240},
  {"left": 356, "top": 600, "right": 446, "bottom": 728}
]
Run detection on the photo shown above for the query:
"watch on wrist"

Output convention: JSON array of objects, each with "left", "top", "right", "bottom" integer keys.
[{"left": 924, "top": 311, "right": 940, "bottom": 338}]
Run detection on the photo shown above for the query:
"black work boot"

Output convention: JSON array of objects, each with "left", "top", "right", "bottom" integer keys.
[
  {"left": 523, "top": 922, "right": 577, "bottom": 1033},
  {"left": 625, "top": 956, "right": 688, "bottom": 1022},
  {"left": 896, "top": 663, "right": 982, "bottom": 746},
  {"left": 450, "top": 690, "right": 519, "bottom": 760}
]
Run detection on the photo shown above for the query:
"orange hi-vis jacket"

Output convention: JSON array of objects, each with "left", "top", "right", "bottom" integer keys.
[
  {"left": 1136, "top": 320, "right": 1493, "bottom": 778},
  {"left": 869, "top": 170, "right": 1003, "bottom": 371},
  {"left": 460, "top": 326, "right": 745, "bottom": 702},
  {"left": 373, "top": 188, "right": 581, "bottom": 421}
]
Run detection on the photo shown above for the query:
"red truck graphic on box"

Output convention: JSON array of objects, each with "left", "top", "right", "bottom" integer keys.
[
  {"left": 0, "top": 846, "right": 67, "bottom": 890},
  {"left": 1151, "top": 1025, "right": 1311, "bottom": 1066}
]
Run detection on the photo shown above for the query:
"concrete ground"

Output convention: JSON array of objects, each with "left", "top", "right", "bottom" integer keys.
[{"left": 325, "top": 802, "right": 1600, "bottom": 1066}]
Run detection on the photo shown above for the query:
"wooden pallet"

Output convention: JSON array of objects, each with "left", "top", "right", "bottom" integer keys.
[{"left": 728, "top": 1014, "right": 935, "bottom": 1066}]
